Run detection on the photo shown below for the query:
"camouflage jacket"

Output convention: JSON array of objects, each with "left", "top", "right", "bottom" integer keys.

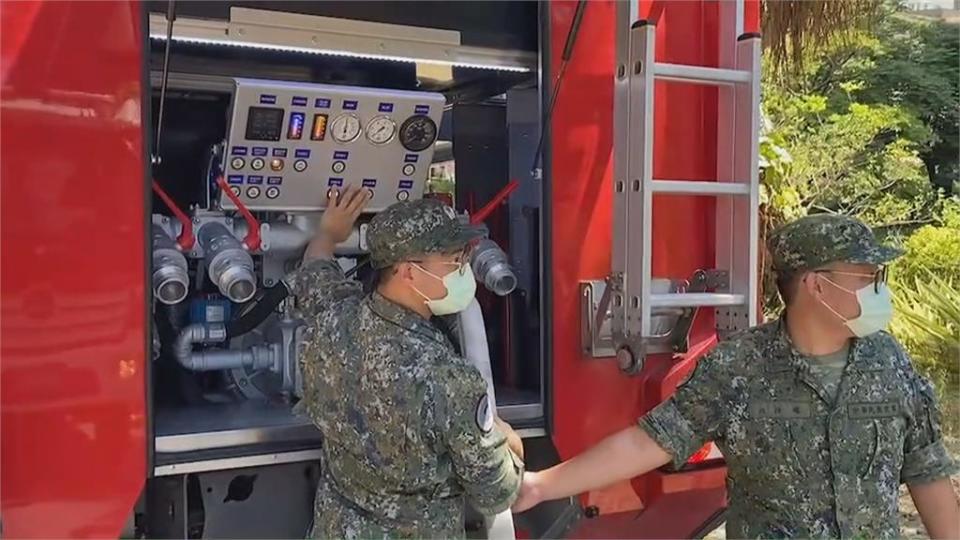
[
  {"left": 285, "top": 258, "right": 523, "bottom": 539},
  {"left": 639, "top": 319, "right": 957, "bottom": 539}
]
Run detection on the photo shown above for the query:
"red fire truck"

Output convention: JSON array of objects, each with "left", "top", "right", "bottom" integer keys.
[{"left": 1, "top": 0, "right": 761, "bottom": 537}]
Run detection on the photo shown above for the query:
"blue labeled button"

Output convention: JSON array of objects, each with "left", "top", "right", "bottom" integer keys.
[
  {"left": 403, "top": 154, "right": 419, "bottom": 163},
  {"left": 378, "top": 103, "right": 394, "bottom": 113},
  {"left": 343, "top": 100, "right": 358, "bottom": 111},
  {"left": 333, "top": 150, "right": 349, "bottom": 160},
  {"left": 252, "top": 147, "right": 268, "bottom": 156},
  {"left": 231, "top": 146, "right": 248, "bottom": 156},
  {"left": 294, "top": 149, "right": 311, "bottom": 158},
  {"left": 414, "top": 104, "right": 430, "bottom": 114},
  {"left": 272, "top": 148, "right": 288, "bottom": 157},
  {"left": 399, "top": 180, "right": 414, "bottom": 189},
  {"left": 267, "top": 176, "right": 283, "bottom": 185},
  {"left": 362, "top": 178, "right": 377, "bottom": 188},
  {"left": 260, "top": 95, "right": 277, "bottom": 105},
  {"left": 247, "top": 175, "right": 264, "bottom": 185},
  {"left": 328, "top": 178, "right": 344, "bottom": 187},
  {"left": 292, "top": 96, "right": 308, "bottom": 106},
  {"left": 227, "top": 175, "right": 245, "bottom": 184},
  {"left": 315, "top": 98, "right": 331, "bottom": 108}
]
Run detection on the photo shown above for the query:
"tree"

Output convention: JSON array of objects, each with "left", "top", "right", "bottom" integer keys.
[
  {"left": 763, "top": 0, "right": 883, "bottom": 71},
  {"left": 760, "top": 4, "right": 957, "bottom": 233}
]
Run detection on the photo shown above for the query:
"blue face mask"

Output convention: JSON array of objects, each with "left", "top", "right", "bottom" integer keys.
[
  {"left": 819, "top": 274, "right": 893, "bottom": 337},
  {"left": 411, "top": 262, "right": 477, "bottom": 316}
]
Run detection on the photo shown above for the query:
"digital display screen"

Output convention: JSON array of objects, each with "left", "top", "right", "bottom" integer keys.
[
  {"left": 244, "top": 107, "right": 284, "bottom": 141},
  {"left": 287, "top": 111, "right": 306, "bottom": 140},
  {"left": 311, "top": 114, "right": 328, "bottom": 141}
]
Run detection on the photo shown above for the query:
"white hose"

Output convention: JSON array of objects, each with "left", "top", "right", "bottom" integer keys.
[{"left": 458, "top": 298, "right": 516, "bottom": 540}]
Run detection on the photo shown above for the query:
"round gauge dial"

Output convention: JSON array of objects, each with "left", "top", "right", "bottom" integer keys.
[
  {"left": 399, "top": 115, "right": 438, "bottom": 152},
  {"left": 330, "top": 113, "right": 362, "bottom": 143},
  {"left": 365, "top": 116, "right": 397, "bottom": 145}
]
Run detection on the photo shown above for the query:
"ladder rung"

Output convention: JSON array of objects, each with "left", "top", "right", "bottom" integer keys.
[
  {"left": 650, "top": 293, "right": 745, "bottom": 308},
  {"left": 650, "top": 180, "right": 750, "bottom": 196},
  {"left": 654, "top": 62, "right": 751, "bottom": 85}
]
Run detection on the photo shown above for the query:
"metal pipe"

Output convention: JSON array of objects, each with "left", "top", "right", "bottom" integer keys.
[
  {"left": 240, "top": 217, "right": 364, "bottom": 257},
  {"left": 650, "top": 179, "right": 750, "bottom": 196},
  {"left": 653, "top": 62, "right": 751, "bottom": 85},
  {"left": 174, "top": 323, "right": 275, "bottom": 371},
  {"left": 152, "top": 224, "right": 190, "bottom": 305},
  {"left": 471, "top": 239, "right": 518, "bottom": 296},
  {"left": 649, "top": 292, "right": 746, "bottom": 308},
  {"left": 283, "top": 215, "right": 365, "bottom": 255},
  {"left": 198, "top": 222, "right": 257, "bottom": 303}
]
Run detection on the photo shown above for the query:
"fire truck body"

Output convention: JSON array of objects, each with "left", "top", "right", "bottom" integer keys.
[{"left": 0, "top": 0, "right": 760, "bottom": 537}]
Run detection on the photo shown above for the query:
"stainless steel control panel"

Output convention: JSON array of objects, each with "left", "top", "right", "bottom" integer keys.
[{"left": 220, "top": 78, "right": 445, "bottom": 212}]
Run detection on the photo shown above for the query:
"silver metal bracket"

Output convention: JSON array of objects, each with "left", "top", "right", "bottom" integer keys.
[
  {"left": 667, "top": 269, "right": 730, "bottom": 354},
  {"left": 580, "top": 278, "right": 616, "bottom": 358},
  {"left": 580, "top": 269, "right": 731, "bottom": 371}
]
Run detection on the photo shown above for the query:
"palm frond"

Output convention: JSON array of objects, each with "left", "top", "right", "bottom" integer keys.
[{"left": 763, "top": 0, "right": 884, "bottom": 74}]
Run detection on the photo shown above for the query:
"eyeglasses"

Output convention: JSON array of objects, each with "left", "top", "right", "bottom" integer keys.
[
  {"left": 407, "top": 260, "right": 470, "bottom": 276},
  {"left": 408, "top": 247, "right": 472, "bottom": 276},
  {"left": 813, "top": 266, "right": 887, "bottom": 293}
]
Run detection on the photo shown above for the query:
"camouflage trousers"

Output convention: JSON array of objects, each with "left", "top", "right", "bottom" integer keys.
[{"left": 308, "top": 478, "right": 466, "bottom": 540}]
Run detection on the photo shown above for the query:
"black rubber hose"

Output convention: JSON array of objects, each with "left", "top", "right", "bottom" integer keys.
[
  {"left": 225, "top": 284, "right": 289, "bottom": 339},
  {"left": 345, "top": 256, "right": 370, "bottom": 278}
]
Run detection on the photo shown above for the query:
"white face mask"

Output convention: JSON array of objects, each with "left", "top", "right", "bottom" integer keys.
[
  {"left": 818, "top": 274, "right": 893, "bottom": 337},
  {"left": 410, "top": 262, "right": 477, "bottom": 316}
]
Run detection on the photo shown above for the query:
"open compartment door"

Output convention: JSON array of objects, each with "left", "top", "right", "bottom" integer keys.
[{"left": 1, "top": 1, "right": 149, "bottom": 537}]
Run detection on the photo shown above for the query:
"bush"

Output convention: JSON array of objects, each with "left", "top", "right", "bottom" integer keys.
[
  {"left": 890, "top": 203, "right": 960, "bottom": 435},
  {"left": 890, "top": 271, "right": 960, "bottom": 435},
  {"left": 892, "top": 198, "right": 960, "bottom": 284}
]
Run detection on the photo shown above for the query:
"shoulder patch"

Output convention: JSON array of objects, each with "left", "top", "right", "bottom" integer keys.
[
  {"left": 444, "top": 205, "right": 457, "bottom": 219},
  {"left": 475, "top": 394, "right": 494, "bottom": 433}
]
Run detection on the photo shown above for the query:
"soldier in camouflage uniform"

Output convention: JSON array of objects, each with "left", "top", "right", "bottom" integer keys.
[
  {"left": 285, "top": 186, "right": 523, "bottom": 539},
  {"left": 513, "top": 214, "right": 960, "bottom": 538}
]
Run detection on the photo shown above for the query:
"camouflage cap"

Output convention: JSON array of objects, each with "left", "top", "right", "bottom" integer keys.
[
  {"left": 367, "top": 198, "right": 485, "bottom": 268},
  {"left": 768, "top": 214, "right": 903, "bottom": 274}
]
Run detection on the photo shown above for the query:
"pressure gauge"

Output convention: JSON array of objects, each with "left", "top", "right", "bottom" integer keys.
[
  {"left": 365, "top": 116, "right": 397, "bottom": 145},
  {"left": 399, "top": 115, "right": 438, "bottom": 152},
  {"left": 330, "top": 113, "right": 362, "bottom": 143}
]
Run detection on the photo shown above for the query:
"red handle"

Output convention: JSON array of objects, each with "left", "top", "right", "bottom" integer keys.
[
  {"left": 470, "top": 180, "right": 520, "bottom": 225},
  {"left": 216, "top": 176, "right": 261, "bottom": 251},
  {"left": 152, "top": 180, "right": 194, "bottom": 251}
]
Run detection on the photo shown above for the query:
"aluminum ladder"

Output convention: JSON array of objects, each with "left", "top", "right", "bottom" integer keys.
[{"left": 581, "top": 1, "right": 761, "bottom": 371}]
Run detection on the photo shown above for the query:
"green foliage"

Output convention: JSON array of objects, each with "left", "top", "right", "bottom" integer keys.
[
  {"left": 893, "top": 198, "right": 960, "bottom": 284},
  {"left": 761, "top": 63, "right": 940, "bottom": 231},
  {"left": 830, "top": 15, "right": 960, "bottom": 192},
  {"left": 889, "top": 203, "right": 959, "bottom": 404},
  {"left": 890, "top": 271, "right": 960, "bottom": 416}
]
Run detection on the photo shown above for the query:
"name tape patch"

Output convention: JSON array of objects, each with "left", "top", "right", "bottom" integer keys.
[
  {"left": 848, "top": 401, "right": 902, "bottom": 419},
  {"left": 749, "top": 400, "right": 813, "bottom": 419}
]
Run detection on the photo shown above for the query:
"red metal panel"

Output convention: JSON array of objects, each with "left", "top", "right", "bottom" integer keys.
[
  {"left": 0, "top": 1, "right": 147, "bottom": 537},
  {"left": 548, "top": 0, "right": 759, "bottom": 528},
  {"left": 564, "top": 488, "right": 726, "bottom": 539}
]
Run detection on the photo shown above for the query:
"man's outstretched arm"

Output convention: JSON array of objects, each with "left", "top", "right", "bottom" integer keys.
[
  {"left": 909, "top": 478, "right": 960, "bottom": 540},
  {"left": 513, "top": 347, "right": 736, "bottom": 513},
  {"left": 513, "top": 426, "right": 670, "bottom": 512}
]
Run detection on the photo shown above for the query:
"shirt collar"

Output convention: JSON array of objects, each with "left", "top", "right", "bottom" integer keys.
[
  {"left": 367, "top": 292, "right": 450, "bottom": 346},
  {"left": 766, "top": 316, "right": 887, "bottom": 374}
]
